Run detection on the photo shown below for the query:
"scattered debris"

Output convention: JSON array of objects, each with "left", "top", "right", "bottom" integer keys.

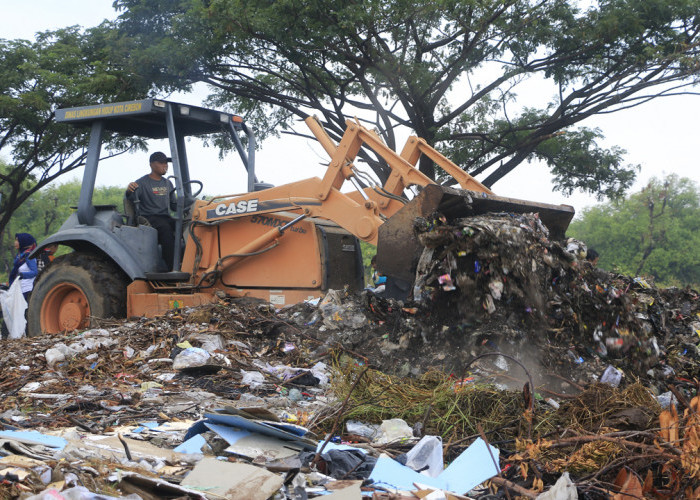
[{"left": 0, "top": 211, "right": 697, "bottom": 498}]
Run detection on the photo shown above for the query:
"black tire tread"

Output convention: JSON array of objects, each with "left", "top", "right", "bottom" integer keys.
[{"left": 28, "top": 252, "right": 129, "bottom": 336}]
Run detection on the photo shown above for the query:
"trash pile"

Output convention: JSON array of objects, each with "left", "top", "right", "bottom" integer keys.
[
  {"left": 0, "top": 212, "right": 697, "bottom": 499},
  {"left": 279, "top": 213, "right": 698, "bottom": 395}
]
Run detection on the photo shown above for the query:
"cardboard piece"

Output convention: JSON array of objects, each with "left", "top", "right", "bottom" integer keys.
[
  {"left": 206, "top": 412, "right": 311, "bottom": 439},
  {"left": 438, "top": 437, "right": 500, "bottom": 494},
  {"left": 203, "top": 413, "right": 316, "bottom": 450},
  {"left": 119, "top": 472, "right": 204, "bottom": 499},
  {"left": 369, "top": 438, "right": 499, "bottom": 495},
  {"left": 369, "top": 454, "right": 446, "bottom": 492},
  {"left": 205, "top": 423, "right": 303, "bottom": 460},
  {"left": 0, "top": 439, "right": 56, "bottom": 461},
  {"left": 0, "top": 430, "right": 66, "bottom": 450},
  {"left": 413, "top": 486, "right": 471, "bottom": 500},
  {"left": 173, "top": 434, "right": 207, "bottom": 454},
  {"left": 0, "top": 455, "right": 51, "bottom": 484},
  {"left": 181, "top": 457, "right": 284, "bottom": 500},
  {"left": 322, "top": 482, "right": 362, "bottom": 500},
  {"left": 64, "top": 434, "right": 190, "bottom": 464}
]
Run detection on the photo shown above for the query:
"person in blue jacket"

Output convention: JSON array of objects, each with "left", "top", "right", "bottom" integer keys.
[{"left": 9, "top": 233, "right": 38, "bottom": 301}]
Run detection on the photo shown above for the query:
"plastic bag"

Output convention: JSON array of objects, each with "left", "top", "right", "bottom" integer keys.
[
  {"left": 346, "top": 420, "right": 380, "bottom": 440},
  {"left": 240, "top": 369, "right": 265, "bottom": 388},
  {"left": 0, "top": 280, "right": 27, "bottom": 339},
  {"left": 318, "top": 289, "right": 367, "bottom": 330},
  {"left": 600, "top": 365, "right": 623, "bottom": 387},
  {"left": 405, "top": 435, "right": 444, "bottom": 477},
  {"left": 375, "top": 418, "right": 413, "bottom": 444},
  {"left": 536, "top": 472, "right": 578, "bottom": 499},
  {"left": 172, "top": 347, "right": 210, "bottom": 369}
]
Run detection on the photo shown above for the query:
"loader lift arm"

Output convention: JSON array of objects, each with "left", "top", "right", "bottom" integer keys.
[{"left": 188, "top": 117, "right": 574, "bottom": 290}]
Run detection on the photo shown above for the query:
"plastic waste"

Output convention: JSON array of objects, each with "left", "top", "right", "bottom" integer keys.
[
  {"left": 140, "top": 381, "right": 163, "bottom": 391},
  {"left": 240, "top": 369, "right": 265, "bottom": 389},
  {"left": 172, "top": 347, "right": 210, "bottom": 369},
  {"left": 656, "top": 391, "right": 675, "bottom": 409},
  {"left": 536, "top": 471, "right": 578, "bottom": 499},
  {"left": 346, "top": 420, "right": 380, "bottom": 440},
  {"left": 310, "top": 362, "right": 330, "bottom": 386},
  {"left": 288, "top": 388, "right": 303, "bottom": 402},
  {"left": 565, "top": 238, "right": 587, "bottom": 260},
  {"left": 405, "top": 435, "right": 444, "bottom": 477},
  {"left": 600, "top": 365, "right": 623, "bottom": 387},
  {"left": 239, "top": 393, "right": 266, "bottom": 405},
  {"left": 489, "top": 280, "right": 504, "bottom": 300},
  {"left": 45, "top": 343, "right": 77, "bottom": 367},
  {"left": 0, "top": 280, "right": 27, "bottom": 339},
  {"left": 318, "top": 289, "right": 368, "bottom": 330},
  {"left": 375, "top": 418, "right": 413, "bottom": 444},
  {"left": 545, "top": 398, "right": 560, "bottom": 409},
  {"left": 315, "top": 448, "right": 377, "bottom": 479},
  {"left": 494, "top": 355, "right": 509, "bottom": 371},
  {"left": 44, "top": 348, "right": 66, "bottom": 367},
  {"left": 188, "top": 333, "right": 225, "bottom": 353}
]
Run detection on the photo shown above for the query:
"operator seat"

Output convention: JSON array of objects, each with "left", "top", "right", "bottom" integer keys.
[{"left": 123, "top": 196, "right": 150, "bottom": 227}]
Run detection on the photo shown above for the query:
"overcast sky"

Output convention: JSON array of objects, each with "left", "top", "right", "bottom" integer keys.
[{"left": 2, "top": 1, "right": 699, "bottom": 215}]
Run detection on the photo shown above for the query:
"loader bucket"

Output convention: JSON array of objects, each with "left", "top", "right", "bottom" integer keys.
[{"left": 376, "top": 184, "right": 574, "bottom": 297}]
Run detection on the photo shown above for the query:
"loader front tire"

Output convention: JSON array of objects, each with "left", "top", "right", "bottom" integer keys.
[{"left": 27, "top": 253, "right": 128, "bottom": 336}]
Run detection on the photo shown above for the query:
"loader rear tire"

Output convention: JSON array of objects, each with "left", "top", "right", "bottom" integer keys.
[{"left": 27, "top": 253, "right": 129, "bottom": 337}]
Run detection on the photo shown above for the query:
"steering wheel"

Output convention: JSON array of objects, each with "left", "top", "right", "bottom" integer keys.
[{"left": 183, "top": 180, "right": 204, "bottom": 198}]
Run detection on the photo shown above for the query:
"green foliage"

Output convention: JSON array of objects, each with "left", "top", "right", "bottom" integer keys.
[
  {"left": 360, "top": 241, "right": 376, "bottom": 284},
  {"left": 0, "top": 25, "right": 148, "bottom": 235},
  {"left": 113, "top": 0, "right": 700, "bottom": 196},
  {"left": 0, "top": 181, "right": 124, "bottom": 280},
  {"left": 568, "top": 175, "right": 700, "bottom": 288}
]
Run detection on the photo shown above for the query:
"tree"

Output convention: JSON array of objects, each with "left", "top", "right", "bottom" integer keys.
[
  {"left": 113, "top": 0, "right": 700, "bottom": 198},
  {"left": 0, "top": 181, "right": 125, "bottom": 279},
  {"left": 567, "top": 175, "right": 700, "bottom": 288},
  {"left": 0, "top": 25, "right": 148, "bottom": 237}
]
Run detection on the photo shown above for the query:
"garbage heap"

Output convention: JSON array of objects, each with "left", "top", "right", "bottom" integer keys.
[
  {"left": 409, "top": 211, "right": 698, "bottom": 388},
  {"left": 281, "top": 212, "right": 698, "bottom": 396}
]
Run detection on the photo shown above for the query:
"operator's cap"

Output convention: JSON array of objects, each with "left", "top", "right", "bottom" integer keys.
[{"left": 149, "top": 151, "right": 171, "bottom": 163}]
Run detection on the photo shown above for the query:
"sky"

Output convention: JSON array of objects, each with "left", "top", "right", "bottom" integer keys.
[{"left": 2, "top": 1, "right": 699, "bottom": 216}]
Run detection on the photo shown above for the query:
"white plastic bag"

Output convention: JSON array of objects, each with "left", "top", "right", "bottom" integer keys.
[
  {"left": 375, "top": 418, "right": 413, "bottom": 444},
  {"left": 346, "top": 420, "right": 380, "bottom": 440},
  {"left": 536, "top": 472, "right": 578, "bottom": 499},
  {"left": 600, "top": 365, "right": 623, "bottom": 387},
  {"left": 172, "top": 347, "right": 210, "bottom": 369},
  {"left": 240, "top": 369, "right": 265, "bottom": 388},
  {"left": 0, "top": 280, "right": 27, "bottom": 339},
  {"left": 405, "top": 435, "right": 444, "bottom": 477}
]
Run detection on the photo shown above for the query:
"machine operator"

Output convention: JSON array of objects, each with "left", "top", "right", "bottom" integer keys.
[{"left": 126, "top": 152, "right": 177, "bottom": 270}]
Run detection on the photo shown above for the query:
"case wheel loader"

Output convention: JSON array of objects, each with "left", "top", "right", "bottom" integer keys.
[{"left": 27, "top": 98, "right": 574, "bottom": 336}]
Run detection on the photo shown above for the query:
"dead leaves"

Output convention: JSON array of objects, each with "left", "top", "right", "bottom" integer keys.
[
  {"left": 652, "top": 395, "right": 700, "bottom": 498},
  {"left": 612, "top": 467, "right": 644, "bottom": 499},
  {"left": 681, "top": 397, "right": 700, "bottom": 480},
  {"left": 659, "top": 402, "right": 679, "bottom": 444}
]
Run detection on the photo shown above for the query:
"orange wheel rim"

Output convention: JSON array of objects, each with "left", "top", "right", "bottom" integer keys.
[{"left": 40, "top": 283, "right": 91, "bottom": 334}]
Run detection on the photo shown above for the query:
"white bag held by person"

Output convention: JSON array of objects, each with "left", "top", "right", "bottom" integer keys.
[{"left": 0, "top": 280, "right": 28, "bottom": 339}]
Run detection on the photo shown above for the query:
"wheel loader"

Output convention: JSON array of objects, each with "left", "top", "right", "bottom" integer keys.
[{"left": 27, "top": 98, "right": 574, "bottom": 335}]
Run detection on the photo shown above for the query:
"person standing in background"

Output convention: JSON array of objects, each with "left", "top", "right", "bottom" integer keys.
[{"left": 9, "top": 233, "right": 38, "bottom": 301}]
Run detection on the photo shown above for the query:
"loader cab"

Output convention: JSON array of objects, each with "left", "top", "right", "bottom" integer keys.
[{"left": 51, "top": 99, "right": 259, "bottom": 279}]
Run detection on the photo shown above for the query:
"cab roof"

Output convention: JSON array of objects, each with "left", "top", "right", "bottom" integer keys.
[{"left": 56, "top": 98, "right": 244, "bottom": 139}]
